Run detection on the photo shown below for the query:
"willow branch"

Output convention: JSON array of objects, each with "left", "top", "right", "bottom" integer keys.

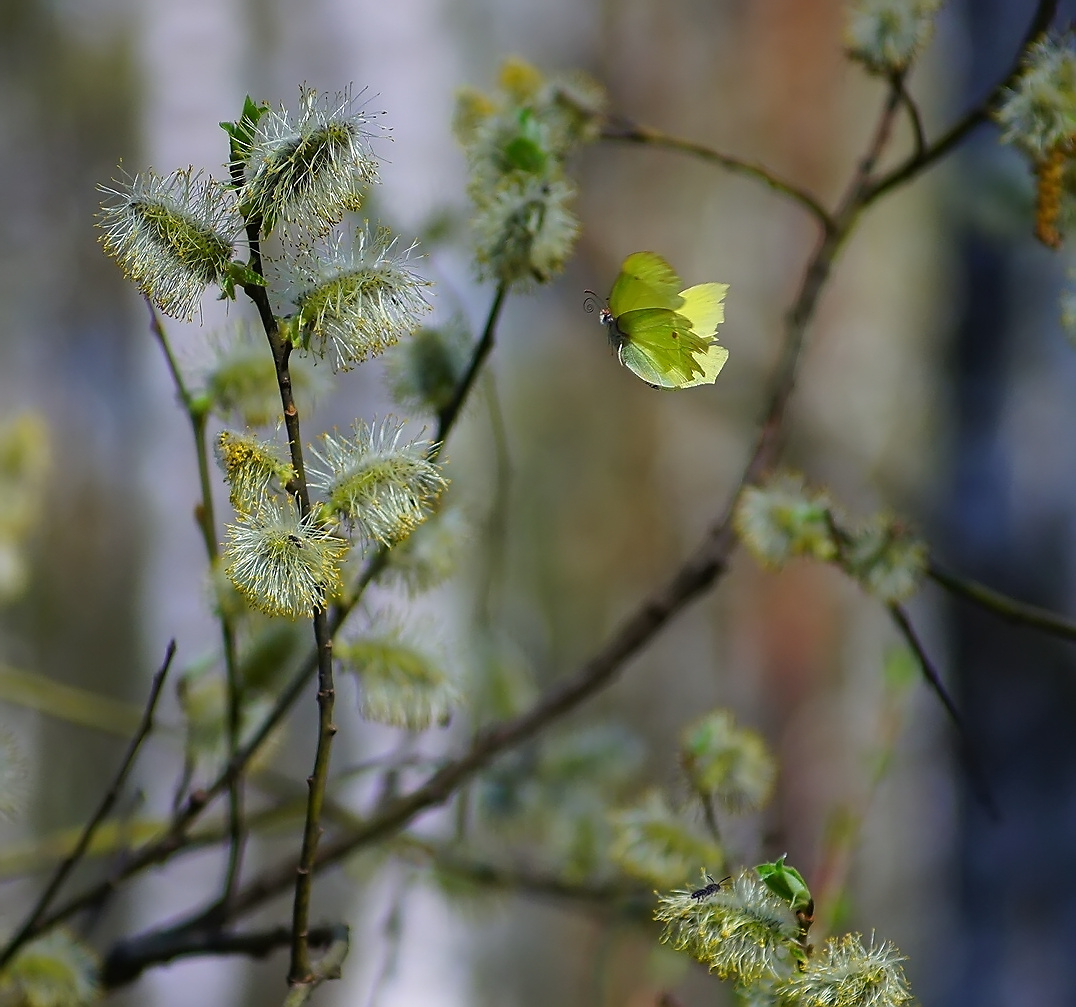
[
  {"left": 146, "top": 303, "right": 246, "bottom": 908},
  {"left": 102, "top": 923, "right": 347, "bottom": 990},
  {"left": 0, "top": 641, "right": 176, "bottom": 971},
  {"left": 239, "top": 267, "right": 337, "bottom": 985},
  {"left": 864, "top": 0, "right": 1058, "bottom": 205},
  {"left": 888, "top": 603, "right": 997, "bottom": 816},
  {"left": 601, "top": 119, "right": 834, "bottom": 230},
  {"left": 930, "top": 562, "right": 1076, "bottom": 643},
  {"left": 436, "top": 283, "right": 508, "bottom": 444},
  {"left": 893, "top": 74, "right": 926, "bottom": 161}
]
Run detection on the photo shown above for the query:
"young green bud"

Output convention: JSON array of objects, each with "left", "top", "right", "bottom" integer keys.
[
  {"left": 841, "top": 514, "right": 926, "bottom": 603},
  {"left": 203, "top": 323, "right": 323, "bottom": 427},
  {"left": 386, "top": 324, "right": 470, "bottom": 415},
  {"left": 0, "top": 930, "right": 100, "bottom": 1007},
  {"left": 609, "top": 790, "right": 724, "bottom": 888},
  {"left": 337, "top": 626, "right": 457, "bottom": 730},
  {"left": 473, "top": 175, "right": 579, "bottom": 285},
  {"left": 734, "top": 472, "right": 837, "bottom": 568},
  {"left": 455, "top": 58, "right": 604, "bottom": 286},
  {"left": 215, "top": 431, "right": 294, "bottom": 516}
]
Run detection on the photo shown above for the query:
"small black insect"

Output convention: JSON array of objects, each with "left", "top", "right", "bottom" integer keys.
[{"left": 691, "top": 873, "right": 731, "bottom": 900}]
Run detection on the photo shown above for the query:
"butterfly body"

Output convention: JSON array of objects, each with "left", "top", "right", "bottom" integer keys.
[{"left": 591, "top": 251, "right": 729, "bottom": 389}]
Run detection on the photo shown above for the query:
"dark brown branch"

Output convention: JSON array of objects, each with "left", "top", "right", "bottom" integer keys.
[
  {"left": 930, "top": 562, "right": 1076, "bottom": 643},
  {"left": 241, "top": 256, "right": 337, "bottom": 986},
  {"left": 864, "top": 0, "right": 1058, "bottom": 205},
  {"left": 102, "top": 923, "right": 347, "bottom": 989},
  {"left": 888, "top": 603, "right": 997, "bottom": 817},
  {"left": 601, "top": 118, "right": 834, "bottom": 230},
  {"left": 0, "top": 641, "right": 176, "bottom": 970}
]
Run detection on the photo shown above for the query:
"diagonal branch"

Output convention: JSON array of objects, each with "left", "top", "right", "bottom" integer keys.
[
  {"left": 102, "top": 923, "right": 347, "bottom": 989},
  {"left": 887, "top": 603, "right": 998, "bottom": 817},
  {"left": 929, "top": 562, "right": 1076, "bottom": 643},
  {"left": 864, "top": 0, "right": 1058, "bottom": 205},
  {"left": 0, "top": 640, "right": 176, "bottom": 970},
  {"left": 601, "top": 118, "right": 834, "bottom": 229}
]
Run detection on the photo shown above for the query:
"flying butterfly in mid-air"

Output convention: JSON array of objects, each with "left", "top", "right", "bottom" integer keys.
[{"left": 585, "top": 251, "right": 729, "bottom": 389}]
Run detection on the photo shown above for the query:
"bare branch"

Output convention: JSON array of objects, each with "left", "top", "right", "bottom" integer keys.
[
  {"left": 0, "top": 640, "right": 176, "bottom": 970},
  {"left": 930, "top": 562, "right": 1076, "bottom": 643},
  {"left": 102, "top": 923, "right": 348, "bottom": 989},
  {"left": 601, "top": 118, "right": 835, "bottom": 229},
  {"left": 864, "top": 0, "right": 1059, "bottom": 205}
]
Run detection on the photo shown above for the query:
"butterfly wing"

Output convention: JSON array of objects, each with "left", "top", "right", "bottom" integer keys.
[
  {"left": 608, "top": 251, "right": 685, "bottom": 316},
  {"left": 677, "top": 282, "right": 729, "bottom": 337},
  {"left": 678, "top": 341, "right": 729, "bottom": 387},
  {"left": 616, "top": 308, "right": 712, "bottom": 388}
]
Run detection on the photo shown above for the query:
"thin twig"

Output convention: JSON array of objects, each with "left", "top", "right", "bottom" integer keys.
[
  {"left": 601, "top": 118, "right": 834, "bottom": 230},
  {"left": 0, "top": 641, "right": 176, "bottom": 970},
  {"left": 930, "top": 562, "right": 1076, "bottom": 643},
  {"left": 864, "top": 0, "right": 1058, "bottom": 206},
  {"left": 893, "top": 73, "right": 927, "bottom": 161},
  {"left": 887, "top": 603, "right": 998, "bottom": 818},
  {"left": 146, "top": 302, "right": 246, "bottom": 909},
  {"left": 436, "top": 283, "right": 508, "bottom": 444}
]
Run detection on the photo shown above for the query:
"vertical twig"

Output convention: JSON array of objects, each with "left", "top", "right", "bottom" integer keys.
[
  {"left": 146, "top": 304, "right": 246, "bottom": 908},
  {"left": 238, "top": 230, "right": 337, "bottom": 983},
  {"left": 0, "top": 641, "right": 176, "bottom": 970}
]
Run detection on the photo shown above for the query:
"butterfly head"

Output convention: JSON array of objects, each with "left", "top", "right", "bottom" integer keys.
[{"left": 582, "top": 290, "right": 612, "bottom": 327}]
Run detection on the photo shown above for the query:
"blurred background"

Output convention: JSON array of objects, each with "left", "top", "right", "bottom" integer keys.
[{"left": 2, "top": 0, "right": 1076, "bottom": 1005}]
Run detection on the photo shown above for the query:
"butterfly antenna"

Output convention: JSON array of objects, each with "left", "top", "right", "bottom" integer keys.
[{"left": 582, "top": 290, "right": 605, "bottom": 314}]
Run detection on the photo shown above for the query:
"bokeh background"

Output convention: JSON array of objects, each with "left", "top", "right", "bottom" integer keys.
[{"left": 2, "top": 0, "right": 1076, "bottom": 1005}]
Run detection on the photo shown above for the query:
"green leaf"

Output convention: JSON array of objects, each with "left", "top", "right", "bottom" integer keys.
[
  {"left": 502, "top": 109, "right": 548, "bottom": 172},
  {"left": 226, "top": 260, "right": 266, "bottom": 290},
  {"left": 755, "top": 855, "right": 812, "bottom": 913},
  {"left": 221, "top": 95, "right": 268, "bottom": 170}
]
